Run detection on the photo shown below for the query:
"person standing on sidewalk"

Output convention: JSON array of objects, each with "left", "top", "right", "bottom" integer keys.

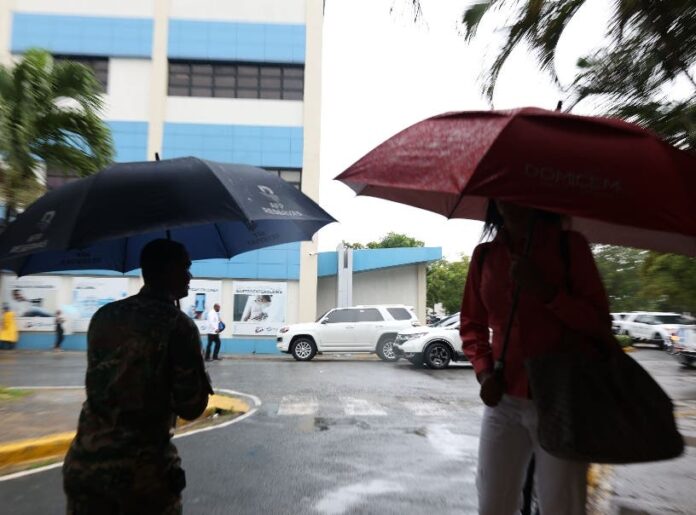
[
  {"left": 63, "top": 239, "right": 213, "bottom": 514},
  {"left": 0, "top": 304, "right": 18, "bottom": 349},
  {"left": 54, "top": 310, "right": 65, "bottom": 351},
  {"left": 205, "top": 303, "right": 222, "bottom": 361},
  {"left": 461, "top": 200, "right": 612, "bottom": 515}
]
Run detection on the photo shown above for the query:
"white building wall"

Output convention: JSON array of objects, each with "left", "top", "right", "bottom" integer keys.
[
  {"left": 165, "top": 98, "right": 303, "bottom": 127},
  {"left": 12, "top": 0, "right": 154, "bottom": 17},
  {"left": 169, "top": 0, "right": 306, "bottom": 23},
  {"left": 103, "top": 59, "right": 153, "bottom": 121},
  {"left": 317, "top": 276, "right": 337, "bottom": 318}
]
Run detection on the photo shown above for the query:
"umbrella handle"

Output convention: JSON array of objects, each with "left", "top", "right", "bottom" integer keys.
[{"left": 494, "top": 216, "right": 537, "bottom": 378}]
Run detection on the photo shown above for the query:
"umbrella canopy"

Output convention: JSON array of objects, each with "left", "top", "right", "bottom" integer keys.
[
  {"left": 336, "top": 108, "right": 696, "bottom": 256},
  {"left": 0, "top": 157, "right": 335, "bottom": 275}
]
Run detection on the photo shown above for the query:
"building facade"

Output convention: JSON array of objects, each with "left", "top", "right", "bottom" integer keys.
[{"left": 0, "top": 1, "right": 442, "bottom": 353}]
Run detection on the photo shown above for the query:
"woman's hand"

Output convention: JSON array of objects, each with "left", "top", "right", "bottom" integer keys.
[
  {"left": 479, "top": 371, "right": 504, "bottom": 407},
  {"left": 510, "top": 255, "right": 557, "bottom": 302}
]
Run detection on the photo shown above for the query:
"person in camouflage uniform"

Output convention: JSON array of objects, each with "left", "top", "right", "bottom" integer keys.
[{"left": 63, "top": 239, "right": 213, "bottom": 514}]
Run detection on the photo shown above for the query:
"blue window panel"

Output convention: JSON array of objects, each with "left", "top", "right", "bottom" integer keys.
[
  {"left": 107, "top": 121, "right": 148, "bottom": 162},
  {"left": 168, "top": 20, "right": 305, "bottom": 63},
  {"left": 11, "top": 13, "right": 152, "bottom": 57},
  {"left": 256, "top": 248, "right": 288, "bottom": 264},
  {"left": 318, "top": 252, "right": 338, "bottom": 277},
  {"left": 258, "top": 264, "right": 291, "bottom": 279}
]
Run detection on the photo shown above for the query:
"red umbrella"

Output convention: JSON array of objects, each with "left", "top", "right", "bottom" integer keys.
[{"left": 336, "top": 107, "right": 696, "bottom": 256}]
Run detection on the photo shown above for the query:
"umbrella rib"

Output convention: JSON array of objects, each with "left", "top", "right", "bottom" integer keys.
[
  {"left": 445, "top": 115, "right": 518, "bottom": 219},
  {"left": 213, "top": 223, "right": 233, "bottom": 259},
  {"left": 121, "top": 236, "right": 129, "bottom": 274}
]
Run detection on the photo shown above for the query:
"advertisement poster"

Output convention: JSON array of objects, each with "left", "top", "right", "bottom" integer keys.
[
  {"left": 232, "top": 281, "right": 287, "bottom": 336},
  {"left": 72, "top": 278, "right": 129, "bottom": 332},
  {"left": 180, "top": 280, "right": 222, "bottom": 334},
  {"left": 1, "top": 275, "right": 60, "bottom": 331}
]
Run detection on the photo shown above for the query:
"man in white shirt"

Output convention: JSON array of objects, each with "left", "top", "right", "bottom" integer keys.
[{"left": 205, "top": 304, "right": 222, "bottom": 361}]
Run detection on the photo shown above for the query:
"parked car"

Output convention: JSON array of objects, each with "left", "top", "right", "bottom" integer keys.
[
  {"left": 276, "top": 305, "right": 420, "bottom": 361},
  {"left": 393, "top": 318, "right": 467, "bottom": 369},
  {"left": 671, "top": 327, "right": 696, "bottom": 368},
  {"left": 622, "top": 312, "right": 696, "bottom": 349},
  {"left": 611, "top": 312, "right": 631, "bottom": 334}
]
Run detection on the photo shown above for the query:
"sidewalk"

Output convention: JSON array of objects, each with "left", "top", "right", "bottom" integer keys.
[
  {"left": 596, "top": 351, "right": 696, "bottom": 515},
  {"left": 0, "top": 387, "right": 249, "bottom": 475}
]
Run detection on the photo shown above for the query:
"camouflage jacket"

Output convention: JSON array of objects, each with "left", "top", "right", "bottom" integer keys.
[{"left": 63, "top": 286, "right": 213, "bottom": 495}]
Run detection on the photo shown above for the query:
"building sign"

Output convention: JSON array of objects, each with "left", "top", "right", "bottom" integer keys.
[
  {"left": 232, "top": 281, "right": 287, "bottom": 336},
  {"left": 1, "top": 275, "right": 60, "bottom": 331},
  {"left": 72, "top": 277, "right": 129, "bottom": 332},
  {"left": 180, "top": 280, "right": 222, "bottom": 334}
]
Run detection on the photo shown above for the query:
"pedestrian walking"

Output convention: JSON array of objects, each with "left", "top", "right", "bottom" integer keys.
[
  {"left": 63, "top": 239, "right": 213, "bottom": 514},
  {"left": 205, "top": 303, "right": 222, "bottom": 361},
  {"left": 54, "top": 310, "right": 65, "bottom": 351},
  {"left": 0, "top": 304, "right": 18, "bottom": 349},
  {"left": 460, "top": 200, "right": 613, "bottom": 515}
]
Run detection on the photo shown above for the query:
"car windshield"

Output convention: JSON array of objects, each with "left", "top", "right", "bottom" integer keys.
[
  {"left": 431, "top": 314, "right": 458, "bottom": 327},
  {"left": 655, "top": 315, "right": 694, "bottom": 325}
]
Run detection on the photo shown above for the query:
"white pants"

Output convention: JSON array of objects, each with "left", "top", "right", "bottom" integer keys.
[{"left": 477, "top": 395, "right": 588, "bottom": 515}]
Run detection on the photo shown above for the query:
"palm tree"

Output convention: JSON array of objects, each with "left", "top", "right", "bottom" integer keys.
[
  {"left": 403, "top": 1, "right": 696, "bottom": 149},
  {"left": 0, "top": 48, "right": 114, "bottom": 223}
]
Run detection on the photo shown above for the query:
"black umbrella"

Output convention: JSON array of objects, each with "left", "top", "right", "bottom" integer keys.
[{"left": 0, "top": 157, "right": 335, "bottom": 275}]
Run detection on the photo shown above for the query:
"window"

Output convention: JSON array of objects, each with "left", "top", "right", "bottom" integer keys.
[
  {"left": 168, "top": 60, "right": 304, "bottom": 100},
  {"left": 324, "top": 309, "right": 354, "bottom": 324},
  {"left": 387, "top": 307, "right": 412, "bottom": 321},
  {"left": 53, "top": 55, "right": 109, "bottom": 91},
  {"left": 655, "top": 315, "right": 693, "bottom": 325},
  {"left": 355, "top": 309, "right": 384, "bottom": 322},
  {"left": 263, "top": 167, "right": 302, "bottom": 189}
]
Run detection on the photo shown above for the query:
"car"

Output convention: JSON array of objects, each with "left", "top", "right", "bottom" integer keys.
[
  {"left": 276, "top": 305, "right": 420, "bottom": 362},
  {"left": 623, "top": 312, "right": 696, "bottom": 349},
  {"left": 611, "top": 312, "right": 631, "bottom": 334},
  {"left": 671, "top": 327, "right": 696, "bottom": 368},
  {"left": 393, "top": 317, "right": 468, "bottom": 370}
]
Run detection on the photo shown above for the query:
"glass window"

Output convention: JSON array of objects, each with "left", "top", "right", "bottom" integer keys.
[
  {"left": 324, "top": 309, "right": 355, "bottom": 324},
  {"left": 654, "top": 315, "right": 694, "bottom": 325},
  {"left": 53, "top": 55, "right": 109, "bottom": 90},
  {"left": 387, "top": 307, "right": 412, "bottom": 321},
  {"left": 167, "top": 60, "right": 304, "bottom": 100},
  {"left": 355, "top": 309, "right": 384, "bottom": 322}
]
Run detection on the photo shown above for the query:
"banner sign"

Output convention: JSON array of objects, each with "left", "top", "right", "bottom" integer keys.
[
  {"left": 232, "top": 281, "right": 287, "bottom": 336},
  {"left": 180, "top": 280, "right": 222, "bottom": 334},
  {"left": 72, "top": 277, "right": 129, "bottom": 332},
  {"left": 1, "top": 275, "right": 60, "bottom": 331}
]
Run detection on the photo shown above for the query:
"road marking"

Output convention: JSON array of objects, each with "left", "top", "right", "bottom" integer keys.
[
  {"left": 316, "top": 479, "right": 404, "bottom": 514},
  {"left": 402, "top": 401, "right": 449, "bottom": 417},
  {"left": 340, "top": 397, "right": 387, "bottom": 416},
  {"left": 0, "top": 387, "right": 262, "bottom": 482},
  {"left": 277, "top": 395, "right": 318, "bottom": 415},
  {"left": 425, "top": 424, "right": 479, "bottom": 460}
]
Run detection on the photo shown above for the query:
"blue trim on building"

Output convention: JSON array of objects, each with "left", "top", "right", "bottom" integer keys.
[
  {"left": 163, "top": 123, "right": 303, "bottom": 168},
  {"left": 168, "top": 20, "right": 305, "bottom": 63},
  {"left": 16, "top": 333, "right": 281, "bottom": 354},
  {"left": 108, "top": 121, "right": 149, "bottom": 162},
  {"left": 317, "top": 247, "right": 442, "bottom": 277},
  {"left": 11, "top": 13, "right": 153, "bottom": 57}
]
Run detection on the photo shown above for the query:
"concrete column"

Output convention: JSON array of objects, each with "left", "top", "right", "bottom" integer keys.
[
  {"left": 336, "top": 244, "right": 353, "bottom": 307},
  {"left": 297, "top": 0, "right": 323, "bottom": 322},
  {"left": 146, "top": 0, "right": 170, "bottom": 160},
  {"left": 416, "top": 263, "right": 427, "bottom": 323},
  {"left": 0, "top": 0, "right": 15, "bottom": 66}
]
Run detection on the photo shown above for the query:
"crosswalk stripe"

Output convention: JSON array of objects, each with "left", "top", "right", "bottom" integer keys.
[
  {"left": 401, "top": 401, "right": 449, "bottom": 417},
  {"left": 340, "top": 397, "right": 387, "bottom": 416},
  {"left": 277, "top": 395, "right": 319, "bottom": 415}
]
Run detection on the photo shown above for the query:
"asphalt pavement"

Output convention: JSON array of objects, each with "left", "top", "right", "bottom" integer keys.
[{"left": 0, "top": 349, "right": 694, "bottom": 514}]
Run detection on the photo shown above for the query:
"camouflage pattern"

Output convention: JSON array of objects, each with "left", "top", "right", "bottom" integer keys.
[{"left": 63, "top": 287, "right": 212, "bottom": 514}]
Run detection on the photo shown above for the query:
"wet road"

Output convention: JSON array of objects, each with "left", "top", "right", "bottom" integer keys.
[{"left": 0, "top": 352, "right": 483, "bottom": 514}]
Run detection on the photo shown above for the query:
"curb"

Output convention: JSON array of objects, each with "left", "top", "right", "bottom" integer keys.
[{"left": 0, "top": 393, "right": 248, "bottom": 471}]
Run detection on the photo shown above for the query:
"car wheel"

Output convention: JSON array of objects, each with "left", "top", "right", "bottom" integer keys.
[
  {"left": 377, "top": 335, "right": 399, "bottom": 362},
  {"left": 652, "top": 333, "right": 666, "bottom": 350},
  {"left": 291, "top": 337, "right": 317, "bottom": 361},
  {"left": 424, "top": 342, "right": 451, "bottom": 370}
]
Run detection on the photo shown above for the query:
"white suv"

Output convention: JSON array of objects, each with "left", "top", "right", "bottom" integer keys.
[
  {"left": 277, "top": 305, "right": 420, "bottom": 361},
  {"left": 393, "top": 317, "right": 468, "bottom": 369},
  {"left": 623, "top": 312, "right": 695, "bottom": 349}
]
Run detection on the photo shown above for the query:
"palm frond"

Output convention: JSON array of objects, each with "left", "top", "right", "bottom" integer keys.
[
  {"left": 461, "top": 1, "right": 495, "bottom": 41},
  {"left": 51, "top": 60, "right": 105, "bottom": 113}
]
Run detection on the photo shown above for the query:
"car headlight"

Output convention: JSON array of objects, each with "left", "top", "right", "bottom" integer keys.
[
  {"left": 278, "top": 326, "right": 289, "bottom": 334},
  {"left": 400, "top": 332, "right": 429, "bottom": 342}
]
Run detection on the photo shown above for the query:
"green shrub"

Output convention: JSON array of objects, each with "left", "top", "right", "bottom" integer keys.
[{"left": 615, "top": 334, "right": 633, "bottom": 347}]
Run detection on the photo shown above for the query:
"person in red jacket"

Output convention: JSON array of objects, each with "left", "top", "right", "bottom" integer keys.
[{"left": 460, "top": 200, "right": 611, "bottom": 515}]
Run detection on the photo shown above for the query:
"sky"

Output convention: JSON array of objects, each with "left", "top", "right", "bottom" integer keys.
[{"left": 317, "top": 0, "right": 610, "bottom": 259}]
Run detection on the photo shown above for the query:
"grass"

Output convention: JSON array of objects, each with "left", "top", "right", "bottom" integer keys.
[{"left": 0, "top": 387, "right": 31, "bottom": 403}]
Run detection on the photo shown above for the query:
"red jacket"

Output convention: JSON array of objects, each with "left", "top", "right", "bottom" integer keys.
[{"left": 460, "top": 224, "right": 610, "bottom": 398}]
